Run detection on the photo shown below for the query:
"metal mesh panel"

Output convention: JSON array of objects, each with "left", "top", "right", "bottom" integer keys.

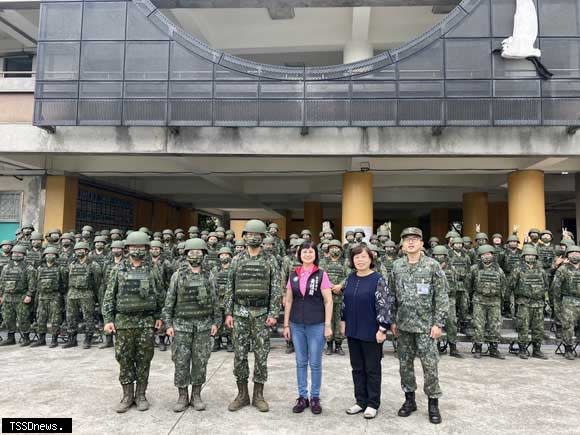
[
  {"left": 78, "top": 99, "right": 122, "bottom": 125},
  {"left": 124, "top": 81, "right": 168, "bottom": 98},
  {"left": 397, "top": 40, "right": 444, "bottom": 80},
  {"left": 80, "top": 41, "right": 125, "bottom": 80},
  {"left": 259, "top": 100, "right": 303, "bottom": 126},
  {"left": 352, "top": 82, "right": 396, "bottom": 99},
  {"left": 351, "top": 100, "right": 397, "bottom": 126},
  {"left": 0, "top": 193, "right": 21, "bottom": 222},
  {"left": 80, "top": 81, "right": 123, "bottom": 98},
  {"left": 398, "top": 100, "right": 443, "bottom": 125},
  {"left": 446, "top": 80, "right": 491, "bottom": 97},
  {"left": 169, "top": 82, "right": 212, "bottom": 99},
  {"left": 37, "top": 42, "right": 80, "bottom": 81},
  {"left": 39, "top": 2, "right": 82, "bottom": 41},
  {"left": 399, "top": 81, "right": 444, "bottom": 98},
  {"left": 168, "top": 100, "right": 212, "bottom": 126},
  {"left": 36, "top": 82, "right": 79, "bottom": 99},
  {"left": 542, "top": 98, "right": 580, "bottom": 125},
  {"left": 493, "top": 80, "right": 540, "bottom": 98},
  {"left": 214, "top": 100, "right": 259, "bottom": 126},
  {"left": 446, "top": 0, "right": 490, "bottom": 38},
  {"left": 539, "top": 0, "right": 580, "bottom": 37},
  {"left": 493, "top": 99, "right": 541, "bottom": 125},
  {"left": 34, "top": 99, "right": 78, "bottom": 125},
  {"left": 542, "top": 80, "right": 580, "bottom": 98},
  {"left": 125, "top": 41, "right": 170, "bottom": 80},
  {"left": 445, "top": 39, "right": 492, "bottom": 79},
  {"left": 215, "top": 82, "right": 259, "bottom": 99},
  {"left": 123, "top": 99, "right": 167, "bottom": 125},
  {"left": 82, "top": 1, "right": 127, "bottom": 40},
  {"left": 446, "top": 99, "right": 492, "bottom": 125},
  {"left": 306, "top": 82, "right": 350, "bottom": 99},
  {"left": 305, "top": 100, "right": 349, "bottom": 126},
  {"left": 540, "top": 38, "right": 580, "bottom": 79},
  {"left": 260, "top": 82, "right": 304, "bottom": 99},
  {"left": 170, "top": 42, "right": 213, "bottom": 81},
  {"left": 126, "top": 1, "right": 168, "bottom": 40}
]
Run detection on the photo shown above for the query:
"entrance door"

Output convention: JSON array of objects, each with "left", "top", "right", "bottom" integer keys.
[{"left": 0, "top": 192, "right": 22, "bottom": 241}]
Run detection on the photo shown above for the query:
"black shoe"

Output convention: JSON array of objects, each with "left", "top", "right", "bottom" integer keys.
[
  {"left": 63, "top": 334, "right": 78, "bottom": 348},
  {"left": 285, "top": 341, "right": 294, "bottom": 354},
  {"left": 158, "top": 336, "right": 167, "bottom": 352},
  {"left": 0, "top": 332, "right": 16, "bottom": 346},
  {"left": 489, "top": 343, "right": 505, "bottom": 360},
  {"left": 226, "top": 337, "right": 233, "bottom": 352},
  {"left": 449, "top": 343, "right": 464, "bottom": 358},
  {"left": 49, "top": 334, "right": 59, "bottom": 348},
  {"left": 334, "top": 343, "right": 345, "bottom": 356},
  {"left": 31, "top": 333, "right": 46, "bottom": 347},
  {"left": 518, "top": 343, "right": 528, "bottom": 360},
  {"left": 473, "top": 343, "right": 482, "bottom": 359},
  {"left": 100, "top": 334, "right": 114, "bottom": 349},
  {"left": 531, "top": 343, "right": 548, "bottom": 360},
  {"left": 20, "top": 333, "right": 31, "bottom": 347},
  {"left": 325, "top": 342, "right": 333, "bottom": 356},
  {"left": 397, "top": 392, "right": 417, "bottom": 417},
  {"left": 212, "top": 338, "right": 221, "bottom": 352},
  {"left": 564, "top": 345, "right": 575, "bottom": 361},
  {"left": 83, "top": 334, "right": 93, "bottom": 349},
  {"left": 428, "top": 398, "right": 442, "bottom": 424}
]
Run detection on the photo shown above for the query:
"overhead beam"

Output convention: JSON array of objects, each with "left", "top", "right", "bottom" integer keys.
[
  {"left": 153, "top": 1, "right": 461, "bottom": 8},
  {"left": 0, "top": 15, "right": 36, "bottom": 46},
  {"left": 0, "top": 10, "right": 37, "bottom": 39},
  {"left": 268, "top": 7, "right": 295, "bottom": 20}
]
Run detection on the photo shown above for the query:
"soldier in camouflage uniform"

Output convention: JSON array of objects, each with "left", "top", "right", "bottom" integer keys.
[
  {"left": 201, "top": 231, "right": 209, "bottom": 242},
  {"left": 319, "top": 239, "right": 348, "bottom": 356},
  {"left": 502, "top": 235, "right": 522, "bottom": 318},
  {"left": 354, "top": 228, "right": 366, "bottom": 245},
  {"left": 110, "top": 229, "right": 123, "bottom": 242},
  {"left": 551, "top": 239, "right": 574, "bottom": 339},
  {"left": 26, "top": 231, "right": 44, "bottom": 269},
  {"left": 103, "top": 231, "right": 164, "bottom": 413},
  {"left": 527, "top": 228, "right": 541, "bottom": 249},
  {"left": 491, "top": 233, "right": 506, "bottom": 267},
  {"left": 175, "top": 241, "right": 186, "bottom": 266},
  {"left": 153, "top": 232, "right": 162, "bottom": 243},
  {"left": 99, "top": 240, "right": 126, "bottom": 349},
  {"left": 381, "top": 241, "right": 397, "bottom": 277},
  {"left": 64, "top": 242, "right": 101, "bottom": 349},
  {"left": 212, "top": 247, "right": 234, "bottom": 352},
  {"left": 448, "top": 237, "right": 471, "bottom": 333},
  {"left": 262, "top": 237, "right": 281, "bottom": 266},
  {"left": 17, "top": 223, "right": 34, "bottom": 250},
  {"left": 161, "top": 229, "right": 177, "bottom": 261},
  {"left": 45, "top": 229, "right": 62, "bottom": 250},
  {"left": 300, "top": 229, "right": 312, "bottom": 243},
  {"left": 204, "top": 232, "right": 220, "bottom": 272},
  {"left": 0, "top": 245, "right": 35, "bottom": 346},
  {"left": 391, "top": 227, "right": 448, "bottom": 425},
  {"left": 432, "top": 246, "right": 463, "bottom": 358},
  {"left": 224, "top": 219, "right": 282, "bottom": 413},
  {"left": 343, "top": 230, "right": 355, "bottom": 259},
  {"left": 233, "top": 239, "right": 246, "bottom": 257},
  {"left": 187, "top": 226, "right": 199, "bottom": 240},
  {"left": 538, "top": 230, "right": 556, "bottom": 313},
  {"left": 0, "top": 240, "right": 12, "bottom": 274},
  {"left": 462, "top": 236, "right": 476, "bottom": 265},
  {"left": 150, "top": 240, "right": 174, "bottom": 352},
  {"left": 215, "top": 226, "right": 227, "bottom": 248},
  {"left": 91, "top": 235, "right": 109, "bottom": 332},
  {"left": 510, "top": 245, "right": 549, "bottom": 360},
  {"left": 164, "top": 238, "right": 220, "bottom": 412},
  {"left": 32, "top": 247, "right": 67, "bottom": 348},
  {"left": 551, "top": 245, "right": 580, "bottom": 360},
  {"left": 80, "top": 225, "right": 95, "bottom": 250},
  {"left": 466, "top": 245, "right": 507, "bottom": 359},
  {"left": 268, "top": 223, "right": 286, "bottom": 259},
  {"left": 427, "top": 237, "right": 439, "bottom": 257}
]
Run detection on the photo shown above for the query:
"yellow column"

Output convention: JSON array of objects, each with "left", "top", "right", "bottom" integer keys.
[
  {"left": 430, "top": 208, "right": 449, "bottom": 240},
  {"left": 230, "top": 219, "right": 248, "bottom": 240},
  {"left": 304, "top": 201, "right": 323, "bottom": 244},
  {"left": 508, "top": 170, "right": 545, "bottom": 241},
  {"left": 43, "top": 175, "right": 79, "bottom": 233},
  {"left": 463, "top": 192, "right": 488, "bottom": 241},
  {"left": 342, "top": 172, "right": 373, "bottom": 242},
  {"left": 489, "top": 201, "right": 509, "bottom": 238}
]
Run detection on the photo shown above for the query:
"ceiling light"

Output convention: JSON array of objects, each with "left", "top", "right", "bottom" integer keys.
[{"left": 561, "top": 171, "right": 569, "bottom": 175}]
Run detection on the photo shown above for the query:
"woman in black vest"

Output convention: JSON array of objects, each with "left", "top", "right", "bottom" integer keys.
[
  {"left": 341, "top": 244, "right": 393, "bottom": 419},
  {"left": 283, "top": 241, "right": 333, "bottom": 415}
]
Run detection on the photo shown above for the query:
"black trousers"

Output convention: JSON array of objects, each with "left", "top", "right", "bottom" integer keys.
[{"left": 348, "top": 337, "right": 383, "bottom": 409}]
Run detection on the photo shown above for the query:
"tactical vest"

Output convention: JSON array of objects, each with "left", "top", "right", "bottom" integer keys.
[
  {"left": 474, "top": 266, "right": 502, "bottom": 298},
  {"left": 234, "top": 256, "right": 270, "bottom": 302},
  {"left": 57, "top": 249, "right": 74, "bottom": 267},
  {"left": 1, "top": 263, "right": 26, "bottom": 294},
  {"left": 323, "top": 259, "right": 346, "bottom": 285},
  {"left": 37, "top": 265, "right": 60, "bottom": 296},
  {"left": 444, "top": 268, "right": 456, "bottom": 297},
  {"left": 26, "top": 249, "right": 42, "bottom": 267},
  {"left": 0, "top": 254, "right": 10, "bottom": 273},
  {"left": 383, "top": 256, "right": 395, "bottom": 274},
  {"left": 116, "top": 268, "right": 157, "bottom": 314},
  {"left": 16, "top": 239, "right": 31, "bottom": 250},
  {"left": 68, "top": 262, "right": 91, "bottom": 290},
  {"left": 206, "top": 247, "right": 219, "bottom": 268},
  {"left": 504, "top": 250, "right": 521, "bottom": 273},
  {"left": 215, "top": 268, "right": 229, "bottom": 298},
  {"left": 517, "top": 268, "right": 545, "bottom": 301},
  {"left": 537, "top": 245, "right": 555, "bottom": 270},
  {"left": 175, "top": 271, "right": 213, "bottom": 319},
  {"left": 90, "top": 252, "right": 108, "bottom": 268},
  {"left": 563, "top": 268, "right": 580, "bottom": 299},
  {"left": 449, "top": 252, "right": 469, "bottom": 278}
]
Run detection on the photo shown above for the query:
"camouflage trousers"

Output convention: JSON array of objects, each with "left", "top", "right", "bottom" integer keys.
[
  {"left": 172, "top": 326, "right": 212, "bottom": 387},
  {"left": 516, "top": 303, "right": 544, "bottom": 343},
  {"left": 445, "top": 297, "right": 458, "bottom": 344},
  {"left": 2, "top": 298, "right": 32, "bottom": 333},
  {"left": 66, "top": 296, "right": 95, "bottom": 335},
  {"left": 561, "top": 299, "right": 580, "bottom": 346},
  {"left": 472, "top": 303, "right": 501, "bottom": 344},
  {"left": 397, "top": 330, "right": 442, "bottom": 398},
  {"left": 36, "top": 297, "right": 62, "bottom": 335},
  {"left": 455, "top": 290, "right": 469, "bottom": 323},
  {"left": 217, "top": 307, "right": 231, "bottom": 339},
  {"left": 115, "top": 328, "right": 155, "bottom": 385},
  {"left": 233, "top": 313, "right": 270, "bottom": 384},
  {"left": 327, "top": 295, "right": 344, "bottom": 344}
]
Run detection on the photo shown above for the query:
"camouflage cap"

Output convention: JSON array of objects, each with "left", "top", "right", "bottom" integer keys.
[
  {"left": 1, "top": 239, "right": 14, "bottom": 246},
  {"left": 218, "top": 247, "right": 233, "bottom": 256},
  {"left": 289, "top": 233, "right": 299, "bottom": 239},
  {"left": 21, "top": 223, "right": 34, "bottom": 230},
  {"left": 432, "top": 246, "right": 449, "bottom": 256},
  {"left": 541, "top": 229, "right": 553, "bottom": 236},
  {"left": 263, "top": 237, "right": 275, "bottom": 245},
  {"left": 208, "top": 232, "right": 218, "bottom": 238},
  {"left": 42, "top": 247, "right": 59, "bottom": 257},
  {"left": 162, "top": 229, "right": 174, "bottom": 235},
  {"left": 354, "top": 228, "right": 365, "bottom": 234},
  {"left": 367, "top": 244, "right": 380, "bottom": 253},
  {"left": 445, "top": 231, "right": 460, "bottom": 239},
  {"left": 81, "top": 225, "right": 94, "bottom": 233},
  {"left": 177, "top": 242, "right": 186, "bottom": 250},
  {"left": 462, "top": 236, "right": 472, "bottom": 243},
  {"left": 428, "top": 237, "right": 439, "bottom": 244},
  {"left": 60, "top": 232, "right": 74, "bottom": 241},
  {"left": 175, "top": 228, "right": 185, "bottom": 234},
  {"left": 125, "top": 231, "right": 150, "bottom": 247},
  {"left": 268, "top": 223, "right": 279, "bottom": 229},
  {"left": 507, "top": 235, "right": 519, "bottom": 243},
  {"left": 384, "top": 240, "right": 396, "bottom": 248},
  {"left": 521, "top": 245, "right": 538, "bottom": 257},
  {"left": 300, "top": 229, "right": 312, "bottom": 236},
  {"left": 491, "top": 233, "right": 503, "bottom": 240},
  {"left": 150, "top": 240, "right": 163, "bottom": 249},
  {"left": 74, "top": 242, "right": 90, "bottom": 251},
  {"left": 345, "top": 230, "right": 354, "bottom": 236},
  {"left": 111, "top": 241, "right": 125, "bottom": 249},
  {"left": 215, "top": 226, "right": 225, "bottom": 233},
  {"left": 559, "top": 239, "right": 574, "bottom": 247},
  {"left": 234, "top": 239, "right": 246, "bottom": 247},
  {"left": 477, "top": 244, "right": 495, "bottom": 256},
  {"left": 474, "top": 232, "right": 489, "bottom": 241},
  {"left": 48, "top": 228, "right": 62, "bottom": 235},
  {"left": 93, "top": 236, "right": 107, "bottom": 244},
  {"left": 110, "top": 229, "right": 123, "bottom": 235},
  {"left": 328, "top": 239, "right": 343, "bottom": 249},
  {"left": 30, "top": 231, "right": 43, "bottom": 240},
  {"left": 566, "top": 245, "right": 580, "bottom": 256},
  {"left": 528, "top": 228, "right": 541, "bottom": 235},
  {"left": 451, "top": 237, "right": 464, "bottom": 245},
  {"left": 401, "top": 227, "right": 423, "bottom": 240},
  {"left": 187, "top": 226, "right": 198, "bottom": 233},
  {"left": 11, "top": 245, "right": 27, "bottom": 255},
  {"left": 184, "top": 238, "right": 207, "bottom": 252}
]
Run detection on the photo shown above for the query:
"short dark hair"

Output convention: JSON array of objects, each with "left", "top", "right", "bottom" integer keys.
[
  {"left": 349, "top": 244, "right": 375, "bottom": 270},
  {"left": 298, "top": 240, "right": 319, "bottom": 266}
]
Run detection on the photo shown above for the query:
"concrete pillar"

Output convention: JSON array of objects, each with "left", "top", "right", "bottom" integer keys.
[
  {"left": 342, "top": 172, "right": 373, "bottom": 241},
  {"left": 430, "top": 208, "right": 449, "bottom": 240},
  {"left": 343, "top": 40, "right": 373, "bottom": 64},
  {"left": 304, "top": 201, "right": 323, "bottom": 244},
  {"left": 43, "top": 175, "right": 78, "bottom": 233},
  {"left": 489, "top": 201, "right": 509, "bottom": 238},
  {"left": 463, "top": 192, "right": 489, "bottom": 241},
  {"left": 508, "top": 170, "right": 545, "bottom": 241}
]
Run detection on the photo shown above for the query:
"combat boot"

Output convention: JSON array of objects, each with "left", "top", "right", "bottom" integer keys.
[
  {"left": 228, "top": 383, "right": 250, "bottom": 412},
  {"left": 158, "top": 336, "right": 167, "bottom": 352},
  {"left": 173, "top": 387, "right": 189, "bottom": 413},
  {"left": 0, "top": 332, "right": 16, "bottom": 346},
  {"left": 428, "top": 398, "right": 442, "bottom": 424},
  {"left": 564, "top": 345, "right": 575, "bottom": 361},
  {"left": 83, "top": 333, "right": 93, "bottom": 349},
  {"left": 99, "top": 334, "right": 113, "bottom": 349},
  {"left": 449, "top": 343, "right": 464, "bottom": 358},
  {"left": 532, "top": 342, "right": 548, "bottom": 360},
  {"left": 115, "top": 383, "right": 134, "bottom": 413},
  {"left": 63, "top": 333, "right": 77, "bottom": 348},
  {"left": 49, "top": 334, "right": 58, "bottom": 348},
  {"left": 212, "top": 337, "right": 221, "bottom": 352},
  {"left": 397, "top": 392, "right": 417, "bottom": 417},
  {"left": 335, "top": 342, "right": 345, "bottom": 356},
  {"left": 555, "top": 324, "right": 563, "bottom": 340},
  {"left": 325, "top": 341, "right": 333, "bottom": 356},
  {"left": 135, "top": 383, "right": 149, "bottom": 411},
  {"left": 191, "top": 384, "right": 206, "bottom": 411},
  {"left": 473, "top": 343, "right": 482, "bottom": 359},
  {"left": 489, "top": 343, "right": 505, "bottom": 360},
  {"left": 518, "top": 343, "right": 528, "bottom": 360},
  {"left": 226, "top": 337, "right": 233, "bottom": 352},
  {"left": 31, "top": 333, "right": 46, "bottom": 347},
  {"left": 285, "top": 340, "right": 294, "bottom": 354},
  {"left": 20, "top": 332, "right": 31, "bottom": 346},
  {"left": 252, "top": 383, "right": 269, "bottom": 412}
]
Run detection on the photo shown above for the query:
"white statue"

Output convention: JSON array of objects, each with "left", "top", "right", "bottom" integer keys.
[{"left": 500, "top": 0, "right": 541, "bottom": 59}]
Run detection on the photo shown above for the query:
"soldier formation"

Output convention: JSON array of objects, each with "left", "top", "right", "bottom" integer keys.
[{"left": 1, "top": 219, "right": 579, "bottom": 419}]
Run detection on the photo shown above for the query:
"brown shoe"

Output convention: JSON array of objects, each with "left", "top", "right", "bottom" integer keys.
[
  {"left": 292, "top": 397, "right": 309, "bottom": 413},
  {"left": 115, "top": 384, "right": 134, "bottom": 413},
  {"left": 228, "top": 383, "right": 250, "bottom": 412},
  {"left": 252, "top": 383, "right": 269, "bottom": 412},
  {"left": 310, "top": 397, "right": 322, "bottom": 414}
]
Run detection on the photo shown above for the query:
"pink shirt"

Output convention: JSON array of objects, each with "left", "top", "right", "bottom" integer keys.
[{"left": 286, "top": 264, "right": 332, "bottom": 297}]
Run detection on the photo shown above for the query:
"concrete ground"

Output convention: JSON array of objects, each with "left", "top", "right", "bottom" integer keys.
[{"left": 0, "top": 334, "right": 579, "bottom": 435}]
